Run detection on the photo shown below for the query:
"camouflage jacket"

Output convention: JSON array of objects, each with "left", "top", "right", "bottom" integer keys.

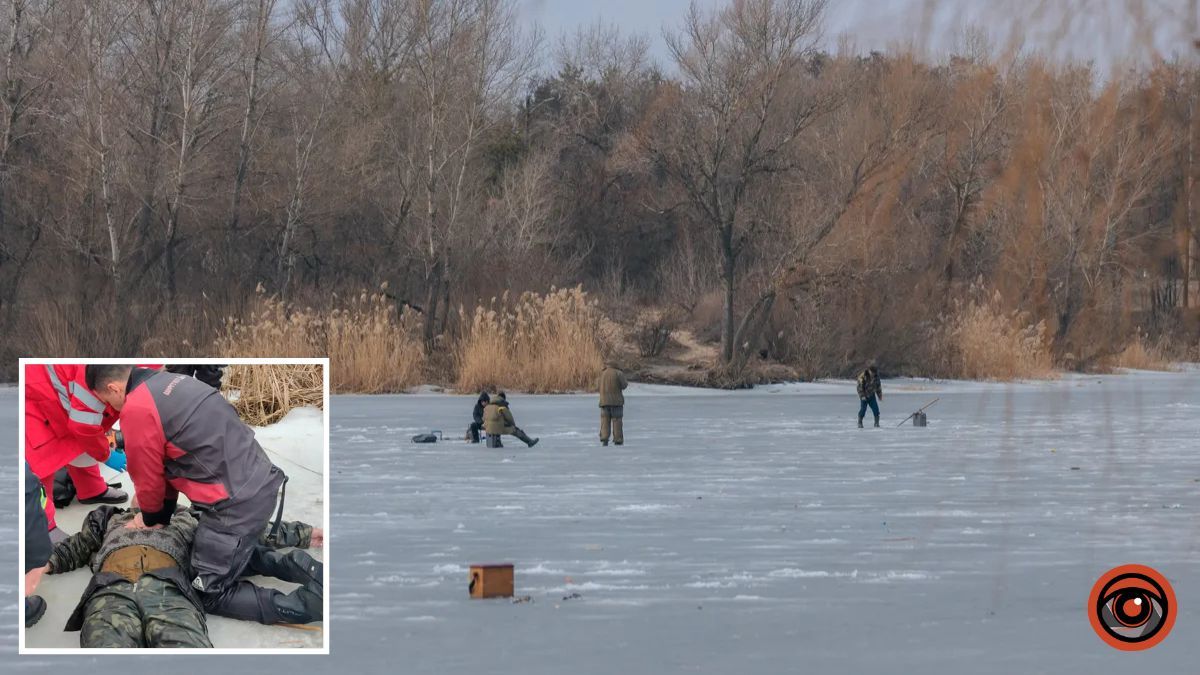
[
  {"left": 47, "top": 506, "right": 199, "bottom": 577},
  {"left": 856, "top": 370, "right": 882, "bottom": 400},
  {"left": 47, "top": 506, "right": 314, "bottom": 578}
]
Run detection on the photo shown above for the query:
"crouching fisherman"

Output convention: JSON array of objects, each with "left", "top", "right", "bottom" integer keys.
[
  {"left": 483, "top": 392, "right": 539, "bottom": 448},
  {"left": 467, "top": 392, "right": 489, "bottom": 443}
]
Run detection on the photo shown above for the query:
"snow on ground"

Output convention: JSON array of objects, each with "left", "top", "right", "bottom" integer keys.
[
  {"left": 0, "top": 371, "right": 1198, "bottom": 672},
  {"left": 20, "top": 406, "right": 325, "bottom": 650}
]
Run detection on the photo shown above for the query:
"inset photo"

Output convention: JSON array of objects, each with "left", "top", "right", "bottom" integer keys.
[{"left": 19, "top": 359, "right": 329, "bottom": 653}]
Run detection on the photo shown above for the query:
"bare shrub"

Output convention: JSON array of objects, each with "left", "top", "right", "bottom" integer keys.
[
  {"left": 456, "top": 286, "right": 606, "bottom": 393},
  {"left": 633, "top": 309, "right": 680, "bottom": 358}
]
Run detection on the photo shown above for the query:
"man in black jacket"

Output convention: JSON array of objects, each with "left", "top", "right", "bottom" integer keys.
[
  {"left": 468, "top": 392, "right": 490, "bottom": 443},
  {"left": 25, "top": 462, "right": 52, "bottom": 627}
]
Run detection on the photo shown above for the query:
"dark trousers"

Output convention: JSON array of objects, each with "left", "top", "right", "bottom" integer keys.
[
  {"left": 468, "top": 422, "right": 482, "bottom": 443},
  {"left": 858, "top": 396, "right": 880, "bottom": 420},
  {"left": 191, "top": 486, "right": 321, "bottom": 625}
]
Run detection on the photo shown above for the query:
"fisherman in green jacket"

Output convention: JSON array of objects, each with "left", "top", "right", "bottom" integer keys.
[
  {"left": 482, "top": 392, "right": 539, "bottom": 448},
  {"left": 598, "top": 364, "right": 628, "bottom": 446}
]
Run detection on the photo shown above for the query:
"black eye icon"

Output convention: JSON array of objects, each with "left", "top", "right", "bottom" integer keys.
[{"left": 1098, "top": 574, "right": 1168, "bottom": 643}]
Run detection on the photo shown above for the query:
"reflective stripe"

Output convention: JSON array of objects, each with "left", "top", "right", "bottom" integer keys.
[
  {"left": 68, "top": 408, "right": 103, "bottom": 426},
  {"left": 44, "top": 365, "right": 105, "bottom": 427},
  {"left": 39, "top": 485, "right": 47, "bottom": 510},
  {"left": 69, "top": 381, "right": 105, "bottom": 413}
]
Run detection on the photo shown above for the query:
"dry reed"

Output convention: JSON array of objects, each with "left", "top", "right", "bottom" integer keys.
[
  {"left": 213, "top": 285, "right": 424, "bottom": 393},
  {"left": 1109, "top": 330, "right": 1175, "bottom": 371},
  {"left": 456, "top": 286, "right": 606, "bottom": 393},
  {"left": 224, "top": 364, "right": 324, "bottom": 426},
  {"left": 941, "top": 289, "right": 1056, "bottom": 380}
]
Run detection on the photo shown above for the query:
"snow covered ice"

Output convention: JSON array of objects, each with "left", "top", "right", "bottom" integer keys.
[
  {"left": 1, "top": 370, "right": 1198, "bottom": 672},
  {"left": 17, "top": 404, "right": 325, "bottom": 651}
]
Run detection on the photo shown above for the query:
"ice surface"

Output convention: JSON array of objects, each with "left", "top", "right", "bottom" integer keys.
[
  {"left": 1, "top": 372, "right": 1199, "bottom": 672},
  {"left": 19, "top": 405, "right": 325, "bottom": 651}
]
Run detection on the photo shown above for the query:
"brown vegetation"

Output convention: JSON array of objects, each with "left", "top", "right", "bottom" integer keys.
[
  {"left": 0, "top": 0, "right": 1197, "bottom": 388},
  {"left": 224, "top": 363, "right": 324, "bottom": 426}
]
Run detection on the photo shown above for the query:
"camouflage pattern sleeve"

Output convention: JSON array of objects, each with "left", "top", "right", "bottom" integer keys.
[
  {"left": 47, "top": 506, "right": 120, "bottom": 574},
  {"left": 259, "top": 521, "right": 313, "bottom": 549}
]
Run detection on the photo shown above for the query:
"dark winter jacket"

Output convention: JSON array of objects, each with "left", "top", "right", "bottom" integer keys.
[
  {"left": 472, "top": 394, "right": 490, "bottom": 425},
  {"left": 119, "top": 368, "right": 286, "bottom": 531},
  {"left": 24, "top": 463, "right": 51, "bottom": 573},
  {"left": 856, "top": 369, "right": 882, "bottom": 400},
  {"left": 165, "top": 364, "right": 225, "bottom": 390},
  {"left": 598, "top": 367, "right": 628, "bottom": 407}
]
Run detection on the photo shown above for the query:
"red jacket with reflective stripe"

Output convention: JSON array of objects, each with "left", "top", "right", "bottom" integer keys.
[
  {"left": 120, "top": 368, "right": 285, "bottom": 528},
  {"left": 24, "top": 364, "right": 115, "bottom": 476}
]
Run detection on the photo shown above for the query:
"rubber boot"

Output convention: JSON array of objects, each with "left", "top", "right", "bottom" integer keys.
[
  {"left": 203, "top": 578, "right": 323, "bottom": 625},
  {"left": 79, "top": 486, "right": 128, "bottom": 505},
  {"left": 874, "top": 416, "right": 880, "bottom": 428},
  {"left": 857, "top": 417, "right": 864, "bottom": 429},
  {"left": 514, "top": 429, "right": 539, "bottom": 448},
  {"left": 249, "top": 547, "right": 323, "bottom": 593},
  {"left": 601, "top": 439, "right": 609, "bottom": 446},
  {"left": 25, "top": 596, "right": 46, "bottom": 628}
]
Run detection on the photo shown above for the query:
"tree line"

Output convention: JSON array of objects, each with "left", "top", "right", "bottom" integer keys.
[{"left": 0, "top": 0, "right": 1195, "bottom": 379}]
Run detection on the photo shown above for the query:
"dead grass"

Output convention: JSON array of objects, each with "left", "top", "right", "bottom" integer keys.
[
  {"left": 214, "top": 285, "right": 424, "bottom": 393},
  {"left": 941, "top": 289, "right": 1056, "bottom": 380},
  {"left": 456, "top": 286, "right": 608, "bottom": 393},
  {"left": 225, "top": 364, "right": 324, "bottom": 426},
  {"left": 1108, "top": 331, "right": 1176, "bottom": 371}
]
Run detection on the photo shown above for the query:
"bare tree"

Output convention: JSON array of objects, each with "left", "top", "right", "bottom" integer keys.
[{"left": 638, "top": 0, "right": 830, "bottom": 367}]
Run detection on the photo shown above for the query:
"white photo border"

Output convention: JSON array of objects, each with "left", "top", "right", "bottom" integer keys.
[{"left": 17, "top": 357, "right": 332, "bottom": 656}]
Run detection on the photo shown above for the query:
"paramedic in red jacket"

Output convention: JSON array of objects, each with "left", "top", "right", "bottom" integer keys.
[
  {"left": 24, "top": 364, "right": 128, "bottom": 537},
  {"left": 86, "top": 364, "right": 321, "bottom": 626}
]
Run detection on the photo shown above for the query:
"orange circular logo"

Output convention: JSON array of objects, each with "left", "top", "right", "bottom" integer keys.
[{"left": 1088, "top": 564, "right": 1176, "bottom": 651}]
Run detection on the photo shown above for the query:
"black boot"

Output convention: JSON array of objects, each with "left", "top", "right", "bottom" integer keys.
[
  {"left": 249, "top": 547, "right": 323, "bottom": 592},
  {"left": 514, "top": 429, "right": 539, "bottom": 448},
  {"left": 874, "top": 416, "right": 880, "bottom": 428},
  {"left": 601, "top": 439, "right": 609, "bottom": 446},
  {"left": 25, "top": 596, "right": 46, "bottom": 628},
  {"left": 857, "top": 417, "right": 864, "bottom": 429}
]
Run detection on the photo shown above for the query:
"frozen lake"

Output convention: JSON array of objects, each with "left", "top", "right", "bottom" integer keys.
[{"left": 2, "top": 370, "right": 1199, "bottom": 672}]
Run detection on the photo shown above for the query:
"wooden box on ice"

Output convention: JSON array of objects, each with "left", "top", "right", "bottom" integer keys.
[{"left": 469, "top": 563, "right": 514, "bottom": 599}]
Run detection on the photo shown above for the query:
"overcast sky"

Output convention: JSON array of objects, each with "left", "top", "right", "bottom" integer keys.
[{"left": 522, "top": 0, "right": 1200, "bottom": 75}]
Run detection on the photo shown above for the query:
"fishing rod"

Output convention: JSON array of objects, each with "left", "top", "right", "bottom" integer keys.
[{"left": 896, "top": 397, "right": 940, "bottom": 427}]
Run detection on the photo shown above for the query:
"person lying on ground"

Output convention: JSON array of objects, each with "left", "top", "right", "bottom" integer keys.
[
  {"left": 44, "top": 504, "right": 322, "bottom": 648},
  {"left": 483, "top": 392, "right": 539, "bottom": 448},
  {"left": 87, "top": 364, "right": 319, "bottom": 626}
]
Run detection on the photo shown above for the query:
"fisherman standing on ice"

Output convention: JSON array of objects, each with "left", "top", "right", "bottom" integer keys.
[
  {"left": 856, "top": 364, "right": 883, "bottom": 428},
  {"left": 86, "top": 365, "right": 322, "bottom": 626}
]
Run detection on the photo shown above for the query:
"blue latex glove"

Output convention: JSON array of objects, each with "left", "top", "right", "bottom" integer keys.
[{"left": 103, "top": 449, "right": 127, "bottom": 472}]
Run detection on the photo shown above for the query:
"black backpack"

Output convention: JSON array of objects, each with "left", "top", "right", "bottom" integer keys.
[{"left": 411, "top": 430, "right": 443, "bottom": 443}]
